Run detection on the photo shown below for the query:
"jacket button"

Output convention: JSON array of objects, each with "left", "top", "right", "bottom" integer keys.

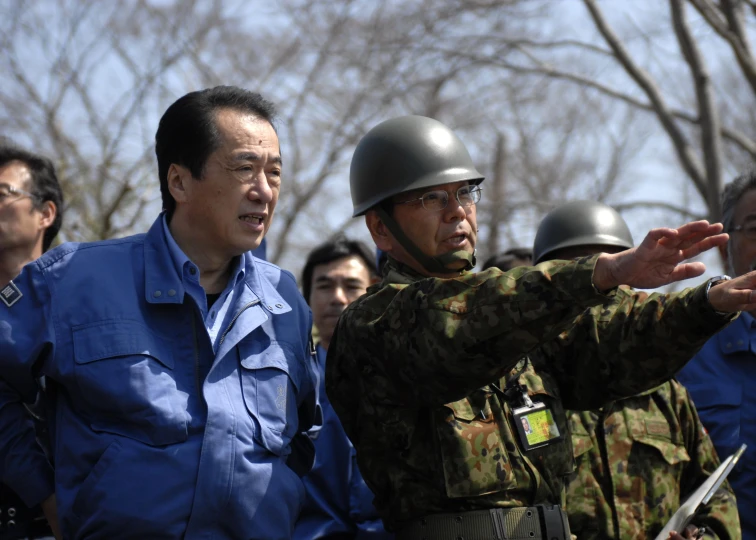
[
  {"left": 189, "top": 267, "right": 197, "bottom": 275},
  {"left": 153, "top": 290, "right": 162, "bottom": 298},
  {"left": 168, "top": 289, "right": 176, "bottom": 296}
]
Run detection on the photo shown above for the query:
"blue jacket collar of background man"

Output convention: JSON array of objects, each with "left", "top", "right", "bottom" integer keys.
[{"left": 716, "top": 310, "right": 756, "bottom": 356}]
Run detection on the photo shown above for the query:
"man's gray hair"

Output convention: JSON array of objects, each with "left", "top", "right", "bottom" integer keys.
[{"left": 722, "top": 166, "right": 756, "bottom": 273}]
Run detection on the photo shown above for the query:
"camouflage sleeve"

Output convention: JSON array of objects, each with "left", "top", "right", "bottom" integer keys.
[
  {"left": 676, "top": 381, "right": 741, "bottom": 540},
  {"left": 533, "top": 285, "right": 735, "bottom": 410},
  {"left": 329, "top": 255, "right": 614, "bottom": 407}
]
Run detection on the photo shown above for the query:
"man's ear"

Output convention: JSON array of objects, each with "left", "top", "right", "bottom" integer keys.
[
  {"left": 365, "top": 211, "right": 393, "bottom": 252},
  {"left": 167, "top": 164, "right": 193, "bottom": 204},
  {"left": 38, "top": 200, "right": 56, "bottom": 229}
]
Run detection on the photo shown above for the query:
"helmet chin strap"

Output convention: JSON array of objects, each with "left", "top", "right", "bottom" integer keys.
[{"left": 375, "top": 206, "right": 476, "bottom": 274}]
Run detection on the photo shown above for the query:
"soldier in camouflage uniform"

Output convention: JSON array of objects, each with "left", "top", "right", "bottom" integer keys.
[
  {"left": 325, "top": 116, "right": 756, "bottom": 540},
  {"left": 532, "top": 202, "right": 740, "bottom": 539}
]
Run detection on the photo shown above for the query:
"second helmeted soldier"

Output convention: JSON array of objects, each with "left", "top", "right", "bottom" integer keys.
[{"left": 533, "top": 201, "right": 740, "bottom": 540}]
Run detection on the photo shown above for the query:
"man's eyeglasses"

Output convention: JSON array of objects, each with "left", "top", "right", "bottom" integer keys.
[
  {"left": 0, "top": 183, "right": 37, "bottom": 203},
  {"left": 395, "top": 185, "right": 482, "bottom": 212},
  {"left": 729, "top": 223, "right": 756, "bottom": 240}
]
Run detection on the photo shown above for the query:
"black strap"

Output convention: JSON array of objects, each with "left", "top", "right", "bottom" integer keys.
[
  {"left": 492, "top": 356, "right": 531, "bottom": 406},
  {"left": 374, "top": 206, "right": 475, "bottom": 274}
]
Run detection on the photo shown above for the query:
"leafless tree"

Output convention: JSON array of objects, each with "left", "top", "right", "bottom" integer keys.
[
  {"left": 1, "top": 0, "right": 679, "bottom": 276},
  {"left": 0, "top": 0, "right": 237, "bottom": 242},
  {"left": 425, "top": 0, "right": 756, "bottom": 223}
]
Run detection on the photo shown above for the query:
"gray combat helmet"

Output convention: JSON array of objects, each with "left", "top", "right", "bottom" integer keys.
[
  {"left": 350, "top": 115, "right": 484, "bottom": 217},
  {"left": 533, "top": 200, "right": 634, "bottom": 264},
  {"left": 350, "top": 115, "right": 485, "bottom": 274}
]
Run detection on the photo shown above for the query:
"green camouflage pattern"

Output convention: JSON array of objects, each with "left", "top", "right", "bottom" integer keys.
[
  {"left": 325, "top": 256, "right": 735, "bottom": 531},
  {"left": 565, "top": 380, "right": 741, "bottom": 540}
]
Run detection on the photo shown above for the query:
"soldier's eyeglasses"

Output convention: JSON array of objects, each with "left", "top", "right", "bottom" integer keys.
[
  {"left": 395, "top": 185, "right": 482, "bottom": 212},
  {"left": 729, "top": 223, "right": 756, "bottom": 240},
  {"left": 0, "top": 183, "right": 38, "bottom": 203}
]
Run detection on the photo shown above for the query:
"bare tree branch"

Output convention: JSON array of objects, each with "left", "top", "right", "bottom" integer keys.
[
  {"left": 612, "top": 201, "right": 704, "bottom": 220},
  {"left": 671, "top": 0, "right": 724, "bottom": 219},
  {"left": 689, "top": 0, "right": 756, "bottom": 96},
  {"left": 582, "top": 0, "right": 708, "bottom": 200},
  {"left": 410, "top": 44, "right": 756, "bottom": 158}
]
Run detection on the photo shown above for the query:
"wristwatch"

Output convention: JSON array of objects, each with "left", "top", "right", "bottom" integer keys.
[{"left": 705, "top": 274, "right": 731, "bottom": 314}]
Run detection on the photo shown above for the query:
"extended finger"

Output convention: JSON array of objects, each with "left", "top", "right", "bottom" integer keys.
[
  {"left": 638, "top": 228, "right": 679, "bottom": 254},
  {"left": 675, "top": 220, "right": 717, "bottom": 237},
  {"left": 728, "top": 269, "right": 756, "bottom": 288},
  {"left": 679, "top": 233, "right": 729, "bottom": 260},
  {"left": 659, "top": 222, "right": 721, "bottom": 248},
  {"left": 673, "top": 226, "right": 727, "bottom": 251}
]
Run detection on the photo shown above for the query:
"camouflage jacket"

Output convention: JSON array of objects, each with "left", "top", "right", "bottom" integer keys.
[
  {"left": 565, "top": 380, "right": 741, "bottom": 540},
  {"left": 325, "top": 257, "right": 735, "bottom": 531}
]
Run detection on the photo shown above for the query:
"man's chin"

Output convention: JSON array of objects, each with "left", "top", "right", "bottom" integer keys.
[{"left": 235, "top": 235, "right": 264, "bottom": 255}]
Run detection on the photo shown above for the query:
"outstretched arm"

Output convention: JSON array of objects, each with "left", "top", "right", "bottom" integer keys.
[{"left": 536, "top": 284, "right": 735, "bottom": 410}]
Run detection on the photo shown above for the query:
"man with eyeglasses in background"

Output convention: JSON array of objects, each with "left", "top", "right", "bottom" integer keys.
[
  {"left": 0, "top": 144, "right": 63, "bottom": 288},
  {"left": 327, "top": 115, "right": 756, "bottom": 540},
  {"left": 678, "top": 168, "right": 756, "bottom": 540},
  {"left": 0, "top": 143, "right": 63, "bottom": 540}
]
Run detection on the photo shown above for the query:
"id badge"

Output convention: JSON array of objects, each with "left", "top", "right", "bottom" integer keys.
[{"left": 512, "top": 402, "right": 562, "bottom": 451}]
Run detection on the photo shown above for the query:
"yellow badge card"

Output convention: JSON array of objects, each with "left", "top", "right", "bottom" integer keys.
[{"left": 512, "top": 402, "right": 562, "bottom": 451}]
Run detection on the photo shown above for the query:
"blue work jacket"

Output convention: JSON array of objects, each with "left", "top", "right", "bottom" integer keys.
[
  {"left": 677, "top": 311, "right": 756, "bottom": 540},
  {"left": 0, "top": 215, "right": 317, "bottom": 539},
  {"left": 294, "top": 345, "right": 392, "bottom": 539}
]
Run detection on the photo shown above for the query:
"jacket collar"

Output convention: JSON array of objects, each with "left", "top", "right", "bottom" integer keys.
[
  {"left": 144, "top": 216, "right": 185, "bottom": 305},
  {"left": 241, "top": 251, "right": 291, "bottom": 316},
  {"left": 717, "top": 311, "right": 754, "bottom": 355},
  {"left": 380, "top": 256, "right": 430, "bottom": 286},
  {"left": 142, "top": 214, "right": 291, "bottom": 315}
]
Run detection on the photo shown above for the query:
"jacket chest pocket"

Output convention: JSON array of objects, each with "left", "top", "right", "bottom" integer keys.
[
  {"left": 435, "top": 390, "right": 515, "bottom": 498},
  {"left": 239, "top": 340, "right": 300, "bottom": 456},
  {"left": 625, "top": 411, "right": 691, "bottom": 470},
  {"left": 72, "top": 320, "right": 188, "bottom": 446}
]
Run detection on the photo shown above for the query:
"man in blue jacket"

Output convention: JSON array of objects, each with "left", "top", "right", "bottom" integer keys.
[
  {"left": 0, "top": 86, "right": 318, "bottom": 539},
  {"left": 295, "top": 236, "right": 393, "bottom": 539},
  {"left": 678, "top": 167, "right": 756, "bottom": 540}
]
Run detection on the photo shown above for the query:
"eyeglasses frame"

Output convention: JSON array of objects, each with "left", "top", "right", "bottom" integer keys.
[{"left": 394, "top": 185, "right": 482, "bottom": 212}]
